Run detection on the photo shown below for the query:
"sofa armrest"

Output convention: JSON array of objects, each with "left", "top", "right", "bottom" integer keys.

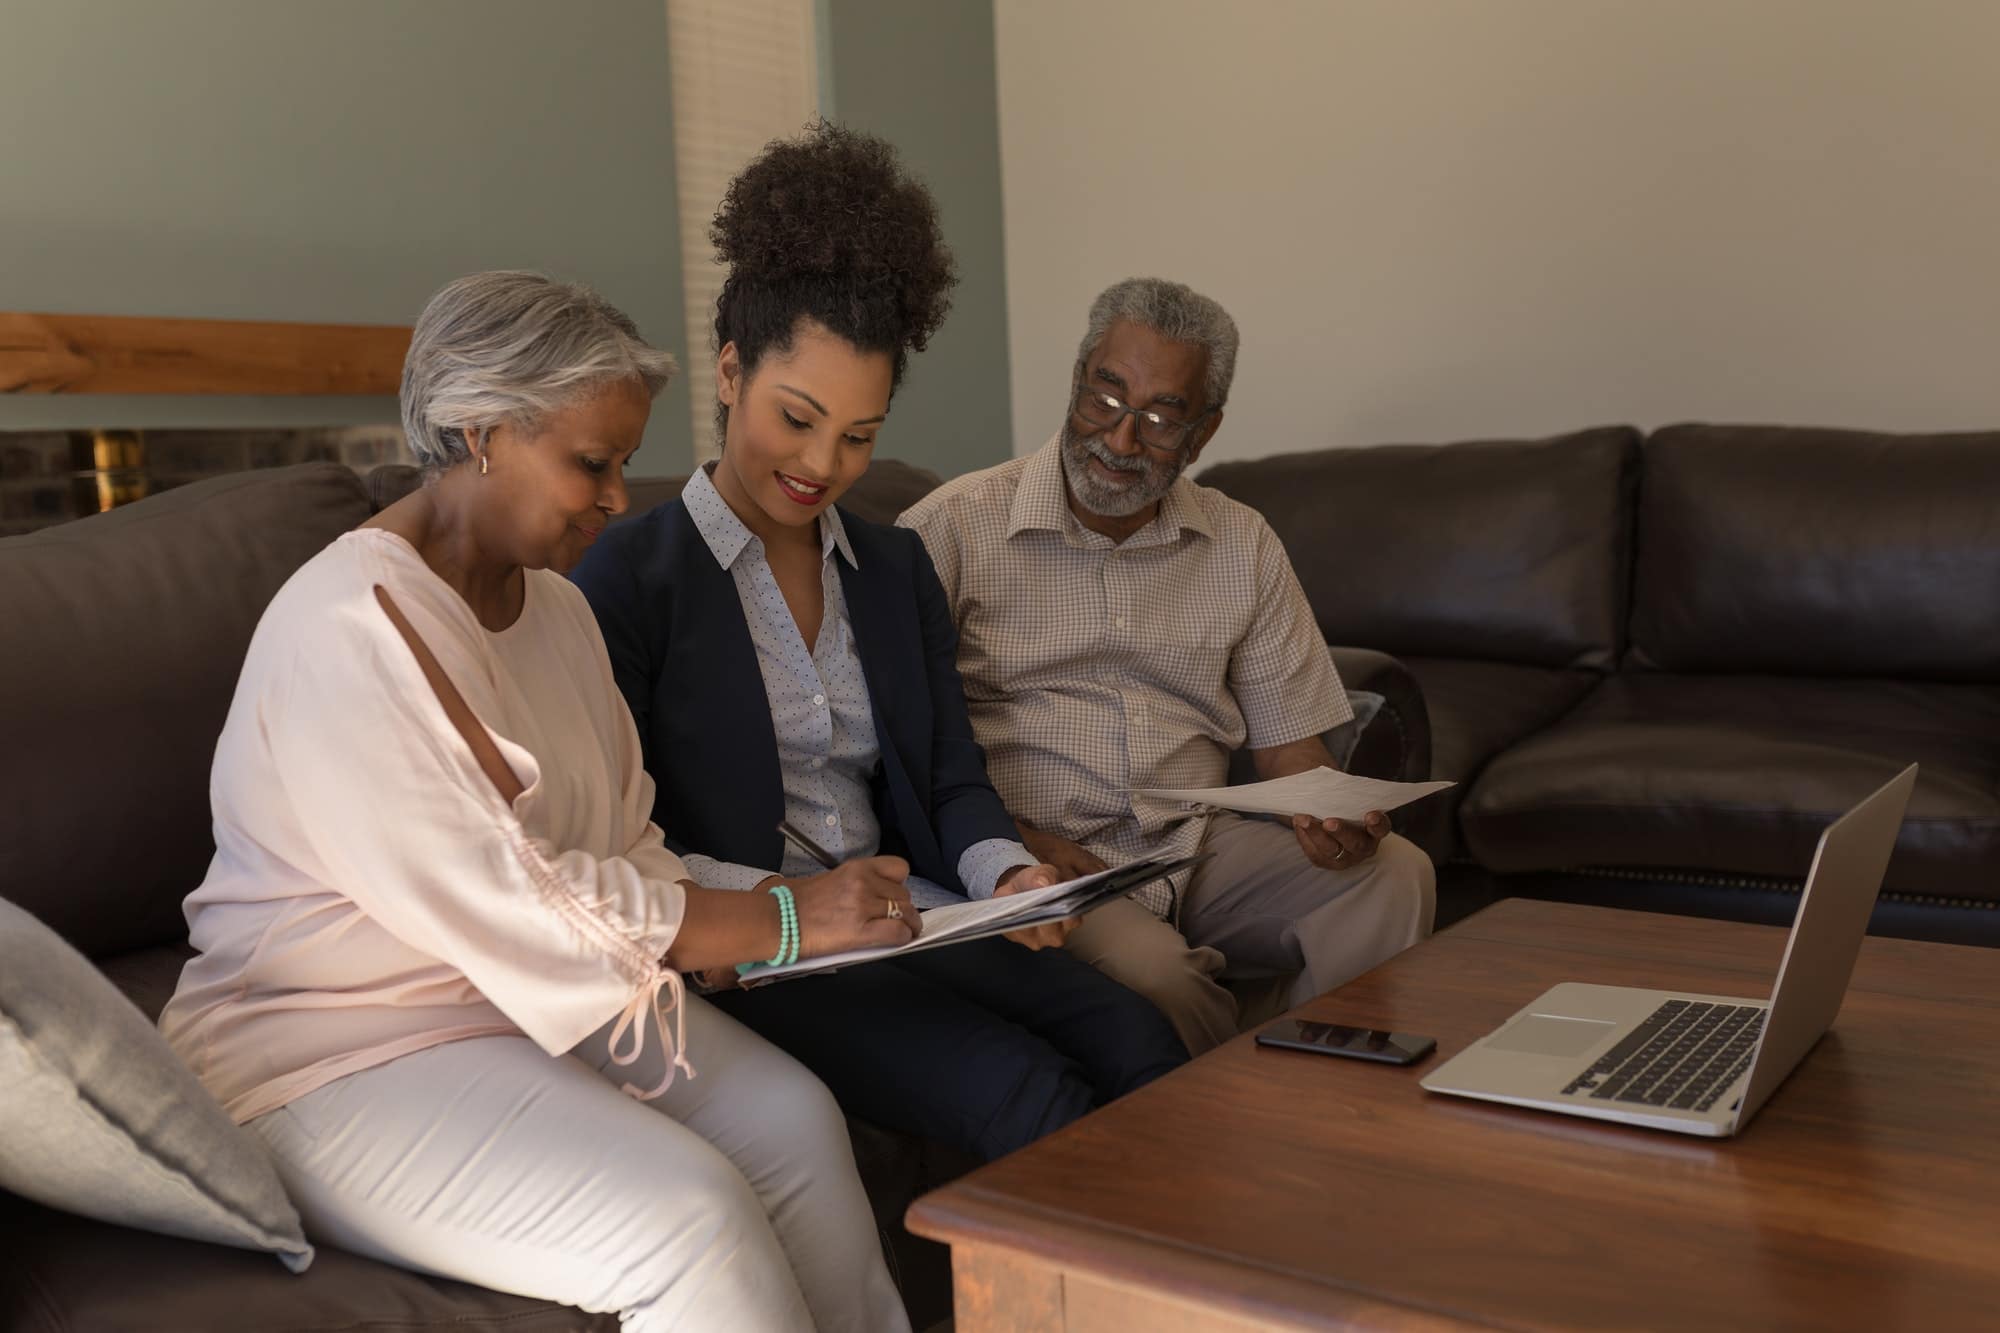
[
  {"left": 1226, "top": 645, "right": 1432, "bottom": 788},
  {"left": 1328, "top": 645, "right": 1431, "bottom": 785}
]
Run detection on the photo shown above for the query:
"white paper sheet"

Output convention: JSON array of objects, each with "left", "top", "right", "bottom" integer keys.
[
  {"left": 899, "top": 865, "right": 1123, "bottom": 946},
  {"left": 737, "top": 859, "right": 1182, "bottom": 985},
  {"left": 1132, "top": 766, "right": 1454, "bottom": 820}
]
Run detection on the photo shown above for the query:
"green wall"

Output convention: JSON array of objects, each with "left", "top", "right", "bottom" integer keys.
[
  {"left": 0, "top": 0, "right": 694, "bottom": 471},
  {"left": 0, "top": 1, "right": 1017, "bottom": 478},
  {"left": 825, "top": 0, "right": 1014, "bottom": 474}
]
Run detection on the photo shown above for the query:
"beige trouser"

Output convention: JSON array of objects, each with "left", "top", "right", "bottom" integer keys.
[
  {"left": 1065, "top": 814, "right": 1436, "bottom": 1055},
  {"left": 251, "top": 995, "right": 908, "bottom": 1333}
]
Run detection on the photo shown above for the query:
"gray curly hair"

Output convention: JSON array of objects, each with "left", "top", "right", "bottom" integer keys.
[
  {"left": 400, "top": 271, "right": 677, "bottom": 474},
  {"left": 1076, "top": 277, "right": 1240, "bottom": 412}
]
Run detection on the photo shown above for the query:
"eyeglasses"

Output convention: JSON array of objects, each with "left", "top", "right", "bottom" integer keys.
[{"left": 1070, "top": 377, "right": 1216, "bottom": 455}]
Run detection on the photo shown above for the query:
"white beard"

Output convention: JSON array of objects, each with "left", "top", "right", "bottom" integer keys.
[{"left": 1058, "top": 422, "right": 1183, "bottom": 517}]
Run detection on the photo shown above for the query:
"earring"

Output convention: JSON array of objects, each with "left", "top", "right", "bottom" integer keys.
[{"left": 478, "top": 453, "right": 489, "bottom": 476}]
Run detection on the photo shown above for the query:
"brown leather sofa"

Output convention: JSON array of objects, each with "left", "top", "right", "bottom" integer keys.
[
  {"left": 1202, "top": 423, "right": 2000, "bottom": 947},
  {"left": 0, "top": 456, "right": 1428, "bottom": 1332}
]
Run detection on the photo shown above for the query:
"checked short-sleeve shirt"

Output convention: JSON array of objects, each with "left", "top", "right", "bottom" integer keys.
[{"left": 900, "top": 438, "right": 1349, "bottom": 918}]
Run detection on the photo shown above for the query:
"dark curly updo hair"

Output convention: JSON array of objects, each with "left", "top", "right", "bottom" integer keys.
[{"left": 710, "top": 120, "right": 956, "bottom": 432}]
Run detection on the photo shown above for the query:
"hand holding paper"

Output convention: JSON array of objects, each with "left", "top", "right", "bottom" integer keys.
[
  {"left": 1287, "top": 807, "right": 1390, "bottom": 870},
  {"left": 995, "top": 862, "right": 1077, "bottom": 950}
]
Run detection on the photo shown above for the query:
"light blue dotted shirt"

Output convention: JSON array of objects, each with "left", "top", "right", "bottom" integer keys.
[{"left": 678, "top": 466, "right": 1035, "bottom": 909}]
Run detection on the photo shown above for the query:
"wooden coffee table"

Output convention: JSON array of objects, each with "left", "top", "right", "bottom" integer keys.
[{"left": 908, "top": 899, "right": 2000, "bottom": 1330}]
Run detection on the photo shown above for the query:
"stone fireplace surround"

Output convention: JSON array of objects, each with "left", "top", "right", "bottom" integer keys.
[{"left": 0, "top": 426, "right": 409, "bottom": 537}]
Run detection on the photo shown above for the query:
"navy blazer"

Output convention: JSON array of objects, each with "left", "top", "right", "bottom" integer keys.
[{"left": 570, "top": 494, "right": 1018, "bottom": 892}]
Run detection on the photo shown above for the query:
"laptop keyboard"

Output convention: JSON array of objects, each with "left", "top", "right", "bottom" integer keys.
[{"left": 1560, "top": 999, "right": 1767, "bottom": 1112}]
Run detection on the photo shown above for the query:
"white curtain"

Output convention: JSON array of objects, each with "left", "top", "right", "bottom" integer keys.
[{"left": 665, "top": 0, "right": 822, "bottom": 463}]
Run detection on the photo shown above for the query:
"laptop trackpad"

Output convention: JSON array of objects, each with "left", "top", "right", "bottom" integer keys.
[{"left": 1489, "top": 1014, "right": 1617, "bottom": 1058}]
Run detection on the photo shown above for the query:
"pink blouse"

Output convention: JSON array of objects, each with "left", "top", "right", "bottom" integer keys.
[{"left": 160, "top": 529, "right": 693, "bottom": 1122}]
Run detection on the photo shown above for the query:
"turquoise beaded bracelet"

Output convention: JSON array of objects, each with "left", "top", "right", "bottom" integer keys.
[{"left": 737, "top": 883, "right": 800, "bottom": 976}]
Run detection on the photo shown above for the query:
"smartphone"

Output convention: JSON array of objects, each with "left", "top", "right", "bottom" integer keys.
[{"left": 1255, "top": 1019, "right": 1436, "bottom": 1065}]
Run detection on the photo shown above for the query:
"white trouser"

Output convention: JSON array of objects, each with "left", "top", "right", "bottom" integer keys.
[{"left": 250, "top": 993, "right": 908, "bottom": 1333}]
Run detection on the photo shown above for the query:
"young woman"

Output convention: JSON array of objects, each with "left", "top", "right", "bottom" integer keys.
[
  {"left": 160, "top": 271, "right": 912, "bottom": 1332},
  {"left": 572, "top": 124, "right": 1188, "bottom": 1163}
]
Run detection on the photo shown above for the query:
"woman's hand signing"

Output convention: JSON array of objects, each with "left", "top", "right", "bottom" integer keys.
[
  {"left": 681, "top": 858, "right": 917, "bottom": 990},
  {"left": 789, "top": 855, "right": 920, "bottom": 957}
]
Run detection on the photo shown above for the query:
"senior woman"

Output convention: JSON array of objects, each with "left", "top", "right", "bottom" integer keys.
[{"left": 158, "top": 271, "right": 913, "bottom": 1333}]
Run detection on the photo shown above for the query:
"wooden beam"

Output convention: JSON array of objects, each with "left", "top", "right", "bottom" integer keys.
[{"left": 0, "top": 311, "right": 411, "bottom": 395}]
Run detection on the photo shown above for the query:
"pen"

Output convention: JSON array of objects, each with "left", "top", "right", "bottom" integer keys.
[{"left": 777, "top": 819, "right": 841, "bottom": 871}]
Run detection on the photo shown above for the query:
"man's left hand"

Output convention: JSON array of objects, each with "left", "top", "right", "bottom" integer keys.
[
  {"left": 1292, "top": 810, "right": 1389, "bottom": 871},
  {"left": 996, "top": 863, "right": 1078, "bottom": 950}
]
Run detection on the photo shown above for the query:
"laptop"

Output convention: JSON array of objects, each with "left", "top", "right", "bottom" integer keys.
[{"left": 1421, "top": 764, "right": 1916, "bottom": 1137}]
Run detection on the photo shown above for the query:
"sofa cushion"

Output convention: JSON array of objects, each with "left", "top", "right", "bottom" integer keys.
[
  {"left": 1328, "top": 646, "right": 1431, "bottom": 786},
  {"left": 367, "top": 463, "right": 693, "bottom": 519},
  {"left": 1399, "top": 658, "right": 1602, "bottom": 859},
  {"left": 94, "top": 942, "right": 197, "bottom": 1025},
  {"left": 0, "top": 1190, "right": 615, "bottom": 1333},
  {"left": 0, "top": 898, "right": 313, "bottom": 1271},
  {"left": 0, "top": 463, "right": 372, "bottom": 959},
  {"left": 1404, "top": 658, "right": 1604, "bottom": 786},
  {"left": 1628, "top": 424, "right": 2000, "bottom": 681},
  {"left": 837, "top": 458, "right": 946, "bottom": 525},
  {"left": 366, "top": 458, "right": 943, "bottom": 527},
  {"left": 1199, "top": 426, "right": 1640, "bottom": 670},
  {"left": 1459, "top": 674, "right": 2000, "bottom": 901}
]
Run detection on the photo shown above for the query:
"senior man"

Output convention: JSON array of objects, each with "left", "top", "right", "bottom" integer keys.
[{"left": 900, "top": 277, "right": 1434, "bottom": 1054}]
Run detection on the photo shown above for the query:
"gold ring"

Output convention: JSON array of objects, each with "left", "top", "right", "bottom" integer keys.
[{"left": 885, "top": 900, "right": 904, "bottom": 920}]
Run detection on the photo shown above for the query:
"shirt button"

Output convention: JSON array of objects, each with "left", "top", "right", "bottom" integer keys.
[
  {"left": 1114, "top": 617, "right": 1127, "bottom": 629},
  {"left": 811, "top": 756, "right": 825, "bottom": 769},
  {"left": 823, "top": 813, "right": 838, "bottom": 828},
  {"left": 812, "top": 693, "right": 827, "bottom": 707}
]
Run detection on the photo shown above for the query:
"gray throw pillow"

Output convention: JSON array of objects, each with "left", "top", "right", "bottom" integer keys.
[{"left": 0, "top": 897, "right": 314, "bottom": 1271}]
